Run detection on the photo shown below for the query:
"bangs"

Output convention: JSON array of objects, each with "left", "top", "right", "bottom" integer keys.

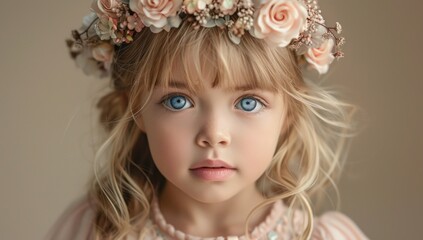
[{"left": 145, "top": 22, "right": 300, "bottom": 94}]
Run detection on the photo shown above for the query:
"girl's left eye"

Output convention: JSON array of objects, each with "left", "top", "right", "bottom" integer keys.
[
  {"left": 235, "top": 97, "right": 265, "bottom": 113},
  {"left": 162, "top": 95, "right": 193, "bottom": 111}
]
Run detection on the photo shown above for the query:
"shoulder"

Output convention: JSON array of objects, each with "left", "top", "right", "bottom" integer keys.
[
  {"left": 45, "top": 196, "right": 96, "bottom": 240},
  {"left": 311, "top": 211, "right": 368, "bottom": 240}
]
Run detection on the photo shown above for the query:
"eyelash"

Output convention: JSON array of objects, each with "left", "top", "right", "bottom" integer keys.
[
  {"left": 159, "top": 93, "right": 268, "bottom": 113},
  {"left": 234, "top": 95, "right": 267, "bottom": 113},
  {"left": 160, "top": 93, "right": 194, "bottom": 112}
]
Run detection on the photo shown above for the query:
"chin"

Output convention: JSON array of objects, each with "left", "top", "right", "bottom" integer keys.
[{"left": 180, "top": 184, "right": 243, "bottom": 204}]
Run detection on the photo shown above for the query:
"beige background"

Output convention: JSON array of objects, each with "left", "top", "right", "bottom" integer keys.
[{"left": 1, "top": 0, "right": 422, "bottom": 239}]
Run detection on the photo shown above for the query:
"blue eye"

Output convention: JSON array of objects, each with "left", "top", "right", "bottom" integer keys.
[
  {"left": 235, "top": 97, "right": 264, "bottom": 113},
  {"left": 162, "top": 95, "right": 193, "bottom": 111}
]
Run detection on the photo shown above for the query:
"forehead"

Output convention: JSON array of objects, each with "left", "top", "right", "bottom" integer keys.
[{"left": 157, "top": 48, "right": 280, "bottom": 93}]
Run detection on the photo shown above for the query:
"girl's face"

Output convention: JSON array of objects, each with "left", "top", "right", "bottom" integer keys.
[{"left": 137, "top": 64, "right": 287, "bottom": 203}]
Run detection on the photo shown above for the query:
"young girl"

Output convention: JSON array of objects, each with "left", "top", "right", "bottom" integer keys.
[{"left": 48, "top": 0, "right": 368, "bottom": 239}]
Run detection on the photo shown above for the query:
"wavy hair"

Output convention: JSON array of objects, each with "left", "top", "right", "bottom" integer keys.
[{"left": 91, "top": 20, "right": 356, "bottom": 239}]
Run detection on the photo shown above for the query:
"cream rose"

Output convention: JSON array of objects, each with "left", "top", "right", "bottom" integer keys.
[
  {"left": 129, "top": 0, "right": 182, "bottom": 29},
  {"left": 91, "top": 0, "right": 119, "bottom": 17},
  {"left": 253, "top": 0, "right": 307, "bottom": 47},
  {"left": 304, "top": 38, "right": 335, "bottom": 74},
  {"left": 92, "top": 42, "right": 114, "bottom": 70}
]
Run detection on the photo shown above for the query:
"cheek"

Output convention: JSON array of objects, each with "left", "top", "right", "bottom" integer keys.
[
  {"left": 235, "top": 116, "right": 284, "bottom": 174},
  {"left": 143, "top": 118, "right": 193, "bottom": 173}
]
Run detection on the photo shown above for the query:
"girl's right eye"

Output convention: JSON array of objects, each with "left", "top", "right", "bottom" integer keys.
[{"left": 161, "top": 95, "right": 193, "bottom": 111}]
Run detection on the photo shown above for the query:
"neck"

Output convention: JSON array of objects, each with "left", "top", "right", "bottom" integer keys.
[{"left": 158, "top": 182, "right": 270, "bottom": 237}]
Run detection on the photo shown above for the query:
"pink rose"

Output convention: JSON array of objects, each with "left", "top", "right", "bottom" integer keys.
[
  {"left": 253, "top": 0, "right": 307, "bottom": 47},
  {"left": 91, "top": 0, "right": 120, "bottom": 18},
  {"left": 304, "top": 38, "right": 335, "bottom": 74},
  {"left": 129, "top": 0, "right": 182, "bottom": 29},
  {"left": 92, "top": 42, "right": 114, "bottom": 70}
]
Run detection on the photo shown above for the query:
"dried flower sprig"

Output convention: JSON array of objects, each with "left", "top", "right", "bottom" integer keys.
[{"left": 290, "top": 0, "right": 345, "bottom": 60}]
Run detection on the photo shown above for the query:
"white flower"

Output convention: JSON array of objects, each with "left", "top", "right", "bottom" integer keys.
[
  {"left": 218, "top": 0, "right": 238, "bottom": 15},
  {"left": 183, "top": 0, "right": 212, "bottom": 14}
]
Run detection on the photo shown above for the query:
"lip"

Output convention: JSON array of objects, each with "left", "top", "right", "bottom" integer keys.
[
  {"left": 189, "top": 159, "right": 236, "bottom": 181},
  {"left": 189, "top": 159, "right": 236, "bottom": 170}
]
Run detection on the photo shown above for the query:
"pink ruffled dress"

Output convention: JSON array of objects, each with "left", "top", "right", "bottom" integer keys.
[{"left": 46, "top": 197, "right": 368, "bottom": 240}]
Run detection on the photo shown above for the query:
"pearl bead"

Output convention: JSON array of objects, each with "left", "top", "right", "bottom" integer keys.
[{"left": 267, "top": 231, "right": 278, "bottom": 240}]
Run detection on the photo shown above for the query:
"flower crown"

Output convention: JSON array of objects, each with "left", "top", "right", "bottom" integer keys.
[{"left": 67, "top": 0, "right": 345, "bottom": 78}]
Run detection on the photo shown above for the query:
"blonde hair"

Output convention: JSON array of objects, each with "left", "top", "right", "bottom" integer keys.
[{"left": 91, "top": 20, "right": 355, "bottom": 239}]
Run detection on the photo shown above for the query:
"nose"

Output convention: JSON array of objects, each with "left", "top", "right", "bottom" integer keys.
[{"left": 195, "top": 110, "right": 231, "bottom": 148}]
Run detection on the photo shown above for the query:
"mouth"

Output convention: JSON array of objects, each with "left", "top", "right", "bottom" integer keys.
[
  {"left": 189, "top": 159, "right": 236, "bottom": 170},
  {"left": 189, "top": 159, "right": 236, "bottom": 181}
]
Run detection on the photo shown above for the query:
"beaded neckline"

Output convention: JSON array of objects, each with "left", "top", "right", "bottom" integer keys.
[{"left": 150, "top": 198, "right": 288, "bottom": 240}]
